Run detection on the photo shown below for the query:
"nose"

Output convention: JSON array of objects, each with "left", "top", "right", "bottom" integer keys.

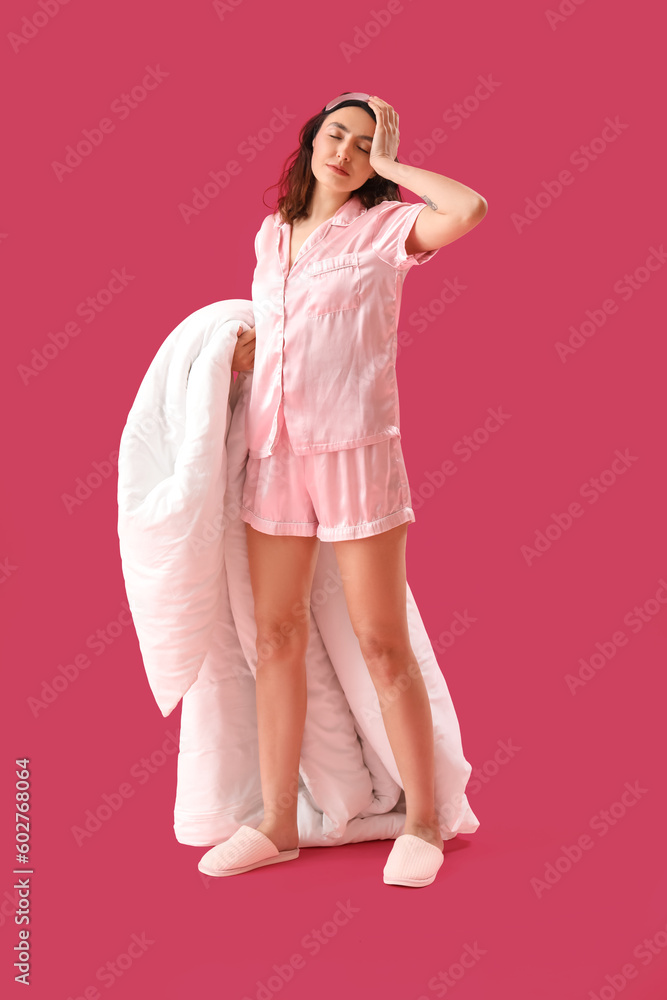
[{"left": 336, "top": 138, "right": 354, "bottom": 159}]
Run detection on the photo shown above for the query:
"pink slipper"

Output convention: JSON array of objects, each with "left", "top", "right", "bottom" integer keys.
[
  {"left": 198, "top": 825, "right": 300, "bottom": 877},
  {"left": 383, "top": 834, "right": 444, "bottom": 887}
]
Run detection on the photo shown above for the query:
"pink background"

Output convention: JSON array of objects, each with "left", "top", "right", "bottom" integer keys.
[{"left": 2, "top": 0, "right": 666, "bottom": 997}]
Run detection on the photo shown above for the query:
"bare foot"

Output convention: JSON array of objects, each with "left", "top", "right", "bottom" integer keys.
[
  {"left": 255, "top": 818, "right": 299, "bottom": 853},
  {"left": 402, "top": 821, "right": 444, "bottom": 853}
]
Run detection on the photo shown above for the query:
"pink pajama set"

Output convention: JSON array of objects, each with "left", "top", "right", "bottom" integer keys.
[{"left": 241, "top": 194, "right": 440, "bottom": 542}]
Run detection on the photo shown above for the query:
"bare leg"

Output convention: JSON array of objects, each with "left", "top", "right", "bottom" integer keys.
[
  {"left": 245, "top": 523, "right": 320, "bottom": 851},
  {"left": 332, "top": 523, "right": 444, "bottom": 851}
]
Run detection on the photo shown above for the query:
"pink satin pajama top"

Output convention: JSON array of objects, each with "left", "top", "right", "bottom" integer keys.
[{"left": 246, "top": 194, "right": 440, "bottom": 458}]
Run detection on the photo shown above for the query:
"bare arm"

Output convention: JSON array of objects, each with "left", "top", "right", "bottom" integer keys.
[
  {"left": 366, "top": 94, "right": 488, "bottom": 254},
  {"left": 383, "top": 161, "right": 487, "bottom": 254}
]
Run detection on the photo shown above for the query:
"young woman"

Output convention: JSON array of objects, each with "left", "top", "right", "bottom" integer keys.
[{"left": 199, "top": 92, "right": 487, "bottom": 886}]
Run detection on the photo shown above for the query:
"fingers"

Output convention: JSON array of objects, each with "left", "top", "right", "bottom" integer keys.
[
  {"left": 236, "top": 326, "right": 256, "bottom": 345},
  {"left": 232, "top": 324, "right": 256, "bottom": 373},
  {"left": 233, "top": 337, "right": 255, "bottom": 372},
  {"left": 367, "top": 95, "right": 398, "bottom": 123}
]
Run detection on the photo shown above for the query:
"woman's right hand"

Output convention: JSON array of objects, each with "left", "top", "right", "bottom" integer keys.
[{"left": 232, "top": 324, "right": 255, "bottom": 372}]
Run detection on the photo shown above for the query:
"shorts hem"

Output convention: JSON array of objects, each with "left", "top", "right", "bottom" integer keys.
[
  {"left": 317, "top": 506, "right": 415, "bottom": 542},
  {"left": 240, "top": 505, "right": 318, "bottom": 537}
]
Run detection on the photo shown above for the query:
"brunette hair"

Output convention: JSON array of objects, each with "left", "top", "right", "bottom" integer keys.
[{"left": 262, "top": 98, "right": 403, "bottom": 225}]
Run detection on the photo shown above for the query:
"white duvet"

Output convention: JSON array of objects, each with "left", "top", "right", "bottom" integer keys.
[{"left": 116, "top": 300, "right": 480, "bottom": 848}]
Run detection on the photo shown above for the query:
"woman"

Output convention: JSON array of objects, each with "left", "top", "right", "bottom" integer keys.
[{"left": 199, "top": 92, "right": 487, "bottom": 887}]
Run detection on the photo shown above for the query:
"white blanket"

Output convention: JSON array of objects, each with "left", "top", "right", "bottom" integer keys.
[{"left": 116, "top": 300, "right": 480, "bottom": 847}]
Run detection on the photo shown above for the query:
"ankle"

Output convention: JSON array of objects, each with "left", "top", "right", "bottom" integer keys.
[
  {"left": 405, "top": 816, "right": 439, "bottom": 831},
  {"left": 260, "top": 814, "right": 298, "bottom": 832}
]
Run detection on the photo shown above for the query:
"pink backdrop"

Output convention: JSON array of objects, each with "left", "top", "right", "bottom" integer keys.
[{"left": 3, "top": 0, "right": 666, "bottom": 997}]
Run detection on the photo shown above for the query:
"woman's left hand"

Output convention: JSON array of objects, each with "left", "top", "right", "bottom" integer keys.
[{"left": 366, "top": 95, "right": 400, "bottom": 176}]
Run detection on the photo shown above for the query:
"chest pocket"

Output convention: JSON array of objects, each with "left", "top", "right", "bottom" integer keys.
[{"left": 306, "top": 252, "right": 360, "bottom": 318}]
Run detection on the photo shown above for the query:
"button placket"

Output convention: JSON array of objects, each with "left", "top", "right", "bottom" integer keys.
[
  {"left": 268, "top": 222, "right": 334, "bottom": 452},
  {"left": 267, "top": 227, "right": 286, "bottom": 453}
]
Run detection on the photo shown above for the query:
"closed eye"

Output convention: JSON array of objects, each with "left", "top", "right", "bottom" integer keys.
[{"left": 329, "top": 132, "right": 370, "bottom": 153}]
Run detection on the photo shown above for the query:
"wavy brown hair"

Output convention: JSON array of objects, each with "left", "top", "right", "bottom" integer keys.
[{"left": 263, "top": 98, "right": 403, "bottom": 225}]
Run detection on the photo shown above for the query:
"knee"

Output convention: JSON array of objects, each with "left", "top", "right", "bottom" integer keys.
[
  {"left": 255, "top": 616, "right": 309, "bottom": 666},
  {"left": 355, "top": 631, "right": 414, "bottom": 684}
]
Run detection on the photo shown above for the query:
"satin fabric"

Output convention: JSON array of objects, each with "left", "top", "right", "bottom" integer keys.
[
  {"left": 116, "top": 299, "right": 481, "bottom": 846},
  {"left": 246, "top": 195, "right": 440, "bottom": 459},
  {"left": 240, "top": 406, "right": 415, "bottom": 541}
]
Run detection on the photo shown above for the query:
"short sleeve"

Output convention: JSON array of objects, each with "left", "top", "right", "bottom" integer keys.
[
  {"left": 254, "top": 214, "right": 274, "bottom": 262},
  {"left": 371, "top": 201, "right": 441, "bottom": 271}
]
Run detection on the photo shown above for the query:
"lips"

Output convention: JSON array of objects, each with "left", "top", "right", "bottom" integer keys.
[{"left": 327, "top": 163, "right": 348, "bottom": 176}]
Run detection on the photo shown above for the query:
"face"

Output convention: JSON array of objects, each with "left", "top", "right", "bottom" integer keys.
[{"left": 311, "top": 106, "right": 377, "bottom": 191}]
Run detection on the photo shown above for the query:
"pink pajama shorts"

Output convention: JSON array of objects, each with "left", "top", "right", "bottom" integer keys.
[{"left": 240, "top": 415, "right": 415, "bottom": 542}]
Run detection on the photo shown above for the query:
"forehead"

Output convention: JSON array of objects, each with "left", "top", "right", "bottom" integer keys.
[{"left": 323, "top": 107, "right": 375, "bottom": 137}]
